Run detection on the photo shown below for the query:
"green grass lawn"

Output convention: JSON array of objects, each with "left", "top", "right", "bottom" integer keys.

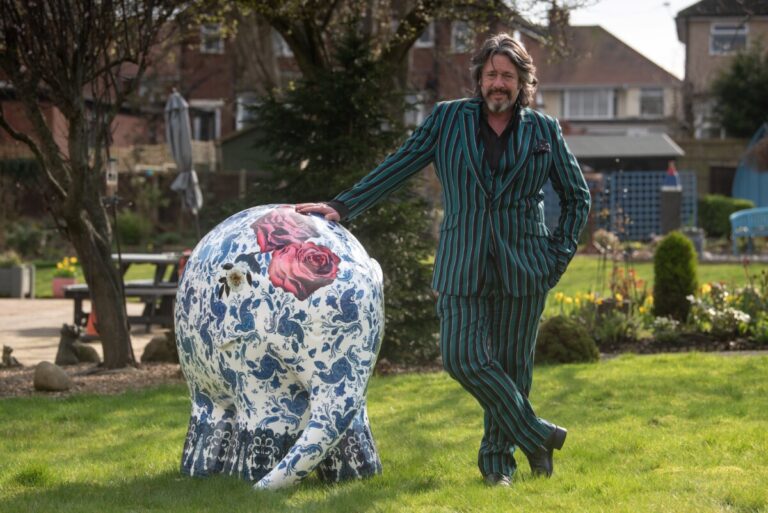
[
  {"left": 35, "top": 263, "right": 165, "bottom": 298},
  {"left": 1, "top": 353, "right": 766, "bottom": 513}
]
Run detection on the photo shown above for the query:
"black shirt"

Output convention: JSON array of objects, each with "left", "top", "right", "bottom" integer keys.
[{"left": 478, "top": 104, "right": 518, "bottom": 176}]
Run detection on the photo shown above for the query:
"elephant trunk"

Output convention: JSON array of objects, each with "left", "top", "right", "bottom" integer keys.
[{"left": 253, "top": 385, "right": 361, "bottom": 490}]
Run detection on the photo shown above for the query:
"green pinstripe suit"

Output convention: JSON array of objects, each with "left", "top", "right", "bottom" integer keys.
[{"left": 332, "top": 97, "right": 590, "bottom": 477}]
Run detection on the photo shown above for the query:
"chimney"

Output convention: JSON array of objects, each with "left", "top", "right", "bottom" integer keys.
[{"left": 548, "top": 2, "right": 571, "bottom": 47}]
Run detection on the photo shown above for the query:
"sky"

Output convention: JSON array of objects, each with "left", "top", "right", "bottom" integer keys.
[{"left": 562, "top": 0, "right": 700, "bottom": 79}]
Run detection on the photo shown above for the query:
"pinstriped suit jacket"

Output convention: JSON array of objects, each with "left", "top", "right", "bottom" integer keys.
[{"left": 333, "top": 97, "right": 591, "bottom": 297}]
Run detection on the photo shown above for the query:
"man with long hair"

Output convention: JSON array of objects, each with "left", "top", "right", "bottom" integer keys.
[{"left": 296, "top": 33, "right": 590, "bottom": 486}]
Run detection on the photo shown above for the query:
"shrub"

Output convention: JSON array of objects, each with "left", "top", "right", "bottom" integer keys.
[
  {"left": 653, "top": 231, "right": 698, "bottom": 321},
  {"left": 536, "top": 315, "right": 599, "bottom": 364},
  {"left": 6, "top": 219, "right": 45, "bottom": 258},
  {"left": 0, "top": 250, "right": 22, "bottom": 268},
  {"left": 698, "top": 194, "right": 754, "bottom": 238},
  {"left": 115, "top": 210, "right": 151, "bottom": 246},
  {"left": 652, "top": 316, "right": 682, "bottom": 346},
  {"left": 243, "top": 30, "right": 439, "bottom": 365}
]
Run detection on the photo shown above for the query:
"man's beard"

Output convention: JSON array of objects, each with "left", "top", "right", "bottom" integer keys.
[{"left": 484, "top": 88, "right": 515, "bottom": 113}]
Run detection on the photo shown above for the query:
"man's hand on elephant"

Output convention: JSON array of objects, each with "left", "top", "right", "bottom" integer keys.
[{"left": 295, "top": 203, "right": 340, "bottom": 222}]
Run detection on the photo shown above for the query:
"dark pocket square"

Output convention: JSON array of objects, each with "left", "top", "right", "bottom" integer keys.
[{"left": 534, "top": 140, "right": 551, "bottom": 154}]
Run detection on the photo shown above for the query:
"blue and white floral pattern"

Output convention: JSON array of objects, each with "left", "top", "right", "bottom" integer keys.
[{"left": 175, "top": 205, "right": 385, "bottom": 490}]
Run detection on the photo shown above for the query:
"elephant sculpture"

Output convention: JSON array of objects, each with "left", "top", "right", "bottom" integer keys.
[{"left": 174, "top": 205, "right": 385, "bottom": 490}]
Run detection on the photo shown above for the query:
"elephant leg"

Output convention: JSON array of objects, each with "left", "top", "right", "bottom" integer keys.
[
  {"left": 316, "top": 401, "right": 382, "bottom": 483},
  {"left": 181, "top": 388, "right": 237, "bottom": 477},
  {"left": 253, "top": 382, "right": 361, "bottom": 490}
]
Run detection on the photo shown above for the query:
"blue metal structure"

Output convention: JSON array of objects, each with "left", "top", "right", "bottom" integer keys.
[
  {"left": 732, "top": 123, "right": 768, "bottom": 208},
  {"left": 543, "top": 170, "right": 698, "bottom": 241},
  {"left": 729, "top": 207, "right": 768, "bottom": 254}
]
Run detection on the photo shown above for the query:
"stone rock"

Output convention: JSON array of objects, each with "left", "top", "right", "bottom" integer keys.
[
  {"left": 33, "top": 361, "right": 72, "bottom": 391},
  {"left": 141, "top": 330, "right": 178, "bottom": 363}
]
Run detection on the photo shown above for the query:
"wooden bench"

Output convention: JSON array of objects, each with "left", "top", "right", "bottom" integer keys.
[
  {"left": 730, "top": 207, "right": 768, "bottom": 254},
  {"left": 64, "top": 281, "right": 177, "bottom": 331}
]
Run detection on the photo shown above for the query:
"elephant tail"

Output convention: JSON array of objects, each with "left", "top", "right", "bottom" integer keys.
[{"left": 253, "top": 385, "right": 360, "bottom": 490}]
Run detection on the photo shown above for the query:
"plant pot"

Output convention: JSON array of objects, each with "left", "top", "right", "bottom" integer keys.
[
  {"left": 52, "top": 277, "right": 76, "bottom": 298},
  {"left": 0, "top": 264, "right": 36, "bottom": 298}
]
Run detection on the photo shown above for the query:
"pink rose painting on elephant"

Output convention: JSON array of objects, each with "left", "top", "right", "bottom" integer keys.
[
  {"left": 250, "top": 206, "right": 341, "bottom": 301},
  {"left": 251, "top": 207, "right": 320, "bottom": 253},
  {"left": 268, "top": 241, "right": 341, "bottom": 300}
]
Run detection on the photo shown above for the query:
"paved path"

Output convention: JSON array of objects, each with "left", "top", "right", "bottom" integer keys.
[{"left": 0, "top": 299, "right": 165, "bottom": 366}]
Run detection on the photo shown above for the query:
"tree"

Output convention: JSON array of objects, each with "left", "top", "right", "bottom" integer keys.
[
  {"left": 0, "top": 1, "right": 181, "bottom": 368},
  {"left": 711, "top": 41, "right": 768, "bottom": 138},
  {"left": 242, "top": 29, "right": 440, "bottom": 363}
]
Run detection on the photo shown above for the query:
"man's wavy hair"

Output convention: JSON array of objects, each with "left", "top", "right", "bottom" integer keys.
[{"left": 470, "top": 33, "right": 538, "bottom": 107}]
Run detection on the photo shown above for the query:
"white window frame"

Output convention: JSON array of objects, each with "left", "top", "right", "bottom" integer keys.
[
  {"left": 563, "top": 89, "right": 615, "bottom": 120},
  {"left": 414, "top": 21, "right": 435, "bottom": 48},
  {"left": 189, "top": 99, "right": 223, "bottom": 141},
  {"left": 200, "top": 23, "right": 224, "bottom": 55},
  {"left": 272, "top": 30, "right": 293, "bottom": 57},
  {"left": 404, "top": 93, "right": 427, "bottom": 128},
  {"left": 451, "top": 21, "right": 471, "bottom": 53},
  {"left": 639, "top": 88, "right": 664, "bottom": 118},
  {"left": 235, "top": 92, "right": 260, "bottom": 131},
  {"left": 709, "top": 23, "right": 748, "bottom": 55}
]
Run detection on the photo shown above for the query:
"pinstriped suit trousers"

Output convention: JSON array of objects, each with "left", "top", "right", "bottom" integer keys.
[{"left": 436, "top": 266, "right": 553, "bottom": 478}]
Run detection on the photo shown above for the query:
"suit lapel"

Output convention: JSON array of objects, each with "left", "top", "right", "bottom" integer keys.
[
  {"left": 494, "top": 108, "right": 536, "bottom": 202},
  {"left": 459, "top": 98, "right": 490, "bottom": 197}
]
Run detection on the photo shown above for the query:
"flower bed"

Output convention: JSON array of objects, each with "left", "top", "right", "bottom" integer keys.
[{"left": 549, "top": 265, "right": 768, "bottom": 355}]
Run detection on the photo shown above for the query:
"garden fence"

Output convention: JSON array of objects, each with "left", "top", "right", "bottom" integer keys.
[{"left": 543, "top": 170, "right": 698, "bottom": 241}]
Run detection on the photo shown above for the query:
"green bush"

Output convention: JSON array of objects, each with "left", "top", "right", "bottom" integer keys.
[
  {"left": 6, "top": 219, "right": 45, "bottom": 258},
  {"left": 242, "top": 29, "right": 438, "bottom": 365},
  {"left": 698, "top": 194, "right": 754, "bottom": 238},
  {"left": 115, "top": 211, "right": 151, "bottom": 246},
  {"left": 536, "top": 315, "right": 599, "bottom": 364},
  {"left": 0, "top": 250, "right": 22, "bottom": 268},
  {"left": 653, "top": 231, "right": 698, "bottom": 321}
]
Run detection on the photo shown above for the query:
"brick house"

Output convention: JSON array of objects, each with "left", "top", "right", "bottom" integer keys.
[{"left": 675, "top": 0, "right": 768, "bottom": 139}]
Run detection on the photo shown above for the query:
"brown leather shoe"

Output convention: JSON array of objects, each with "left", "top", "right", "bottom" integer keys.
[
  {"left": 483, "top": 473, "right": 511, "bottom": 487},
  {"left": 526, "top": 425, "right": 567, "bottom": 478}
]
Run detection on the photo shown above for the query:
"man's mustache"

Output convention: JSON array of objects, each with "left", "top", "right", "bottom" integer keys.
[{"left": 486, "top": 88, "right": 511, "bottom": 97}]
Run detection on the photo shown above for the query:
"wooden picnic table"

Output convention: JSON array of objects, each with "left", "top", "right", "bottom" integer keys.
[{"left": 64, "top": 252, "right": 183, "bottom": 332}]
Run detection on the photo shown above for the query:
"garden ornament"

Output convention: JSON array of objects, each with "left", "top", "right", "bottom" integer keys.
[
  {"left": 2, "top": 345, "right": 21, "bottom": 368},
  {"left": 175, "top": 205, "right": 385, "bottom": 490}
]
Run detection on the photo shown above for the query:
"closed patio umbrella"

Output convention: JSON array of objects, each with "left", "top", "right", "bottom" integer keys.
[{"left": 166, "top": 90, "right": 203, "bottom": 238}]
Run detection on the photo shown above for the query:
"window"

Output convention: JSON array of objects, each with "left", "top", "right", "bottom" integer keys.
[
  {"left": 640, "top": 88, "right": 664, "bottom": 117},
  {"left": 236, "top": 93, "right": 259, "bottom": 131},
  {"left": 563, "top": 89, "right": 614, "bottom": 119},
  {"left": 414, "top": 22, "right": 434, "bottom": 48},
  {"left": 272, "top": 30, "right": 293, "bottom": 57},
  {"left": 404, "top": 93, "right": 427, "bottom": 127},
  {"left": 451, "top": 21, "right": 471, "bottom": 53},
  {"left": 200, "top": 24, "right": 224, "bottom": 54},
  {"left": 710, "top": 23, "right": 747, "bottom": 55},
  {"left": 189, "top": 100, "right": 223, "bottom": 140}
]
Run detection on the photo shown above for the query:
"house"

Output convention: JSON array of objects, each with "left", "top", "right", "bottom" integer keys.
[
  {"left": 527, "top": 25, "right": 682, "bottom": 138},
  {"left": 675, "top": 0, "right": 768, "bottom": 139}
]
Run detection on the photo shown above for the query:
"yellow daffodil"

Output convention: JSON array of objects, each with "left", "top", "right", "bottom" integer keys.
[
  {"left": 700, "top": 283, "right": 712, "bottom": 295},
  {"left": 645, "top": 295, "right": 654, "bottom": 306},
  {"left": 575, "top": 298, "right": 581, "bottom": 307},
  {"left": 70, "top": 257, "right": 78, "bottom": 264},
  {"left": 639, "top": 306, "right": 647, "bottom": 314},
  {"left": 555, "top": 292, "right": 564, "bottom": 302},
  {"left": 596, "top": 298, "right": 604, "bottom": 305},
  {"left": 564, "top": 297, "right": 573, "bottom": 305},
  {"left": 615, "top": 293, "right": 624, "bottom": 302}
]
